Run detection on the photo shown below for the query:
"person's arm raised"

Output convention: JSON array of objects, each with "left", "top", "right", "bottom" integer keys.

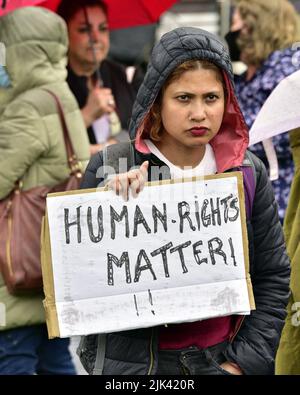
[{"left": 81, "top": 78, "right": 116, "bottom": 128}]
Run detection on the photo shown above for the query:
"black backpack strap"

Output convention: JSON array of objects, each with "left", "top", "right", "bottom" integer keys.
[
  {"left": 82, "top": 142, "right": 135, "bottom": 374},
  {"left": 102, "top": 141, "right": 135, "bottom": 181},
  {"left": 239, "top": 150, "right": 257, "bottom": 219},
  {"left": 242, "top": 150, "right": 257, "bottom": 189},
  {"left": 92, "top": 334, "right": 107, "bottom": 375}
]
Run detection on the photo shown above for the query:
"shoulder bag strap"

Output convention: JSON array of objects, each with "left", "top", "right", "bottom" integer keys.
[
  {"left": 42, "top": 89, "right": 82, "bottom": 175},
  {"left": 102, "top": 141, "right": 135, "bottom": 181}
]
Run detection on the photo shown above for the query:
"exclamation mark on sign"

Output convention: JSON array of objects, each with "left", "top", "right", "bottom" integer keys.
[
  {"left": 229, "top": 237, "right": 237, "bottom": 266},
  {"left": 148, "top": 289, "right": 155, "bottom": 315},
  {"left": 134, "top": 294, "right": 139, "bottom": 316}
]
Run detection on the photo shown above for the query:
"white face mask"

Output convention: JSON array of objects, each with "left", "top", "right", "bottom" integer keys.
[{"left": 0, "top": 65, "right": 11, "bottom": 88}]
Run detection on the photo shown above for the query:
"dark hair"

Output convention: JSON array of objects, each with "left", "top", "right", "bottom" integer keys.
[
  {"left": 57, "top": 0, "right": 108, "bottom": 23},
  {"left": 145, "top": 60, "right": 225, "bottom": 141}
]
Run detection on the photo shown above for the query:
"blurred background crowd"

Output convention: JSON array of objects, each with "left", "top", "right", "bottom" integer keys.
[{"left": 0, "top": 0, "right": 300, "bottom": 375}]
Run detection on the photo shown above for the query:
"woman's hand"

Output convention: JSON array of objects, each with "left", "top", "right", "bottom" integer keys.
[
  {"left": 81, "top": 78, "right": 116, "bottom": 127},
  {"left": 106, "top": 161, "right": 149, "bottom": 201}
]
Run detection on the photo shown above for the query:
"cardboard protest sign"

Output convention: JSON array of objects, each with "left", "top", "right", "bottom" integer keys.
[
  {"left": 41, "top": 172, "right": 255, "bottom": 339},
  {"left": 249, "top": 69, "right": 300, "bottom": 146}
]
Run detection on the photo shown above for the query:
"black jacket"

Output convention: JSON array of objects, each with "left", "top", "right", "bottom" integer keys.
[
  {"left": 78, "top": 27, "right": 290, "bottom": 375},
  {"left": 67, "top": 59, "right": 139, "bottom": 144}
]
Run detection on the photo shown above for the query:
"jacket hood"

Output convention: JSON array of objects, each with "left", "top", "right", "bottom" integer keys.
[
  {"left": 0, "top": 7, "right": 68, "bottom": 108},
  {"left": 129, "top": 27, "right": 249, "bottom": 173}
]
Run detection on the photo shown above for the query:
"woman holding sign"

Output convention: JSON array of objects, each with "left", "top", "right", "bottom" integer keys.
[{"left": 79, "top": 27, "right": 290, "bottom": 375}]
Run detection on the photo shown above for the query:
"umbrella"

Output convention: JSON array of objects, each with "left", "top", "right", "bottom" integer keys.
[
  {"left": 0, "top": 0, "right": 43, "bottom": 14},
  {"left": 1, "top": 0, "right": 179, "bottom": 83},
  {"left": 0, "top": 0, "right": 179, "bottom": 29}
]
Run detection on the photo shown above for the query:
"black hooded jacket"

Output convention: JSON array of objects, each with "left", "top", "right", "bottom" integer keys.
[{"left": 78, "top": 27, "right": 290, "bottom": 375}]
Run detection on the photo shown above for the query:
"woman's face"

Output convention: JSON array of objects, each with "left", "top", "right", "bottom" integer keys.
[
  {"left": 159, "top": 68, "right": 225, "bottom": 150},
  {"left": 68, "top": 6, "right": 110, "bottom": 71},
  {"left": 231, "top": 8, "right": 245, "bottom": 32}
]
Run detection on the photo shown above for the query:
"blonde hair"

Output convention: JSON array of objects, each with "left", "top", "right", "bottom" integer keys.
[
  {"left": 235, "top": 0, "right": 300, "bottom": 66},
  {"left": 144, "top": 60, "right": 225, "bottom": 142}
]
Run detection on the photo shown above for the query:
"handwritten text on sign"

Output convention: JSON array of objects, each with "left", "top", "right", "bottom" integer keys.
[{"left": 46, "top": 174, "right": 252, "bottom": 337}]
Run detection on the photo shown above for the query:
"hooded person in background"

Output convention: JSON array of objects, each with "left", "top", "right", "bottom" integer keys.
[
  {"left": 57, "top": 0, "right": 143, "bottom": 156},
  {"left": 0, "top": 7, "right": 90, "bottom": 374},
  {"left": 225, "top": 0, "right": 300, "bottom": 223},
  {"left": 77, "top": 27, "right": 290, "bottom": 375}
]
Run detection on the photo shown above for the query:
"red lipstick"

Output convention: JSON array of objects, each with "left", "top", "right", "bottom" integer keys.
[{"left": 189, "top": 127, "right": 208, "bottom": 136}]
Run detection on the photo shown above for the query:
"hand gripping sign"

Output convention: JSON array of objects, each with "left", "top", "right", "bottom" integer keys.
[{"left": 41, "top": 173, "right": 255, "bottom": 338}]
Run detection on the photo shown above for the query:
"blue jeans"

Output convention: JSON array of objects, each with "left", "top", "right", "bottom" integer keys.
[
  {"left": 0, "top": 324, "right": 76, "bottom": 375},
  {"left": 156, "top": 341, "right": 233, "bottom": 375}
]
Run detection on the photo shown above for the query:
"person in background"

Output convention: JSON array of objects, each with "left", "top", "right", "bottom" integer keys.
[
  {"left": 0, "top": 7, "right": 90, "bottom": 374},
  {"left": 276, "top": 128, "right": 300, "bottom": 374},
  {"left": 77, "top": 27, "right": 290, "bottom": 375},
  {"left": 57, "top": 0, "right": 142, "bottom": 156},
  {"left": 225, "top": 0, "right": 300, "bottom": 222}
]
